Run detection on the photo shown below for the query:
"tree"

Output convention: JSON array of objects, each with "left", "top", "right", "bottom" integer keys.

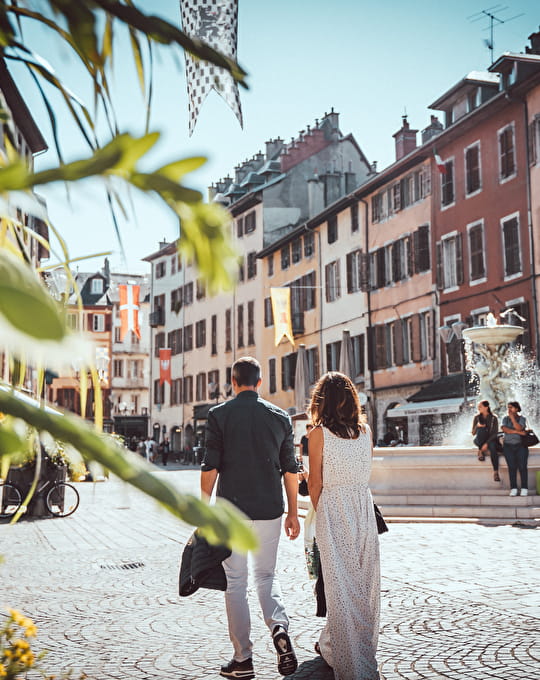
[{"left": 0, "top": 0, "right": 255, "bottom": 551}]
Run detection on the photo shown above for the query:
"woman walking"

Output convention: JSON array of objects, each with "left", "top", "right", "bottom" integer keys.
[
  {"left": 308, "top": 372, "right": 380, "bottom": 680},
  {"left": 471, "top": 400, "right": 501, "bottom": 481},
  {"left": 501, "top": 401, "right": 529, "bottom": 496}
]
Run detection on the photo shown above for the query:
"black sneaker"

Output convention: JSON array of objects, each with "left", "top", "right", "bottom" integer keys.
[
  {"left": 272, "top": 626, "right": 298, "bottom": 676},
  {"left": 220, "top": 658, "right": 255, "bottom": 679}
]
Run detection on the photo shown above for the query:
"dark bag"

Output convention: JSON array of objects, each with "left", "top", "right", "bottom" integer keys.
[
  {"left": 374, "top": 503, "right": 388, "bottom": 534},
  {"left": 473, "top": 427, "right": 489, "bottom": 448},
  {"left": 298, "top": 478, "right": 309, "bottom": 496},
  {"left": 522, "top": 430, "right": 539, "bottom": 448}
]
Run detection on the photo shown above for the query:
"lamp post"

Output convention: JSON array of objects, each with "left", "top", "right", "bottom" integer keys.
[{"left": 438, "top": 322, "right": 469, "bottom": 410}]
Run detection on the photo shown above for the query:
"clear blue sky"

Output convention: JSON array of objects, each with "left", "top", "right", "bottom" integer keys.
[{"left": 9, "top": 0, "right": 539, "bottom": 274}]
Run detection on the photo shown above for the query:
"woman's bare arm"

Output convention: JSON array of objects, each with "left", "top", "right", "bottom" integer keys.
[{"left": 307, "top": 426, "right": 323, "bottom": 510}]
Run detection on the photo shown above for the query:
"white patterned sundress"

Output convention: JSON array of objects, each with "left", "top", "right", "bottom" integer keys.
[{"left": 316, "top": 425, "right": 380, "bottom": 680}]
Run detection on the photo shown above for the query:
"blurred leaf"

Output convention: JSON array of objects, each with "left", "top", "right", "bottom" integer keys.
[
  {"left": 0, "top": 251, "right": 67, "bottom": 341},
  {"left": 130, "top": 172, "right": 202, "bottom": 204},
  {"left": 0, "top": 388, "right": 257, "bottom": 552},
  {"left": 157, "top": 157, "right": 207, "bottom": 182},
  {"left": 128, "top": 26, "right": 145, "bottom": 97},
  {"left": 0, "top": 428, "right": 25, "bottom": 456}
]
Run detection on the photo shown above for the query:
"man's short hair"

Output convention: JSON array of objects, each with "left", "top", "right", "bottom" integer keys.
[{"left": 232, "top": 356, "right": 261, "bottom": 387}]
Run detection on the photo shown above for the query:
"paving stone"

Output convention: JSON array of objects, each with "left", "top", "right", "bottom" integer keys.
[{"left": 1, "top": 470, "right": 539, "bottom": 679}]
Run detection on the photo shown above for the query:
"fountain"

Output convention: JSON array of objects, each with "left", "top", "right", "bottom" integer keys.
[{"left": 461, "top": 312, "right": 524, "bottom": 417}]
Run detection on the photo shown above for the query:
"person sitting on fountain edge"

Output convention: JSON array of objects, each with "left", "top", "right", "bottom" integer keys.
[{"left": 472, "top": 400, "right": 501, "bottom": 482}]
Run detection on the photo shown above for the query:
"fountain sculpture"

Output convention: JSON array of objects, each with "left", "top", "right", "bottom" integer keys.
[{"left": 462, "top": 312, "right": 524, "bottom": 416}]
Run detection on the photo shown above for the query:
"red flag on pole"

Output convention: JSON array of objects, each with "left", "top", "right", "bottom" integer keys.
[
  {"left": 434, "top": 150, "right": 446, "bottom": 174},
  {"left": 119, "top": 284, "right": 141, "bottom": 341},
  {"left": 159, "top": 349, "right": 172, "bottom": 385}
]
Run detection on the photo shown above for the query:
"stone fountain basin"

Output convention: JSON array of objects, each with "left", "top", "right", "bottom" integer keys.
[{"left": 462, "top": 324, "right": 523, "bottom": 345}]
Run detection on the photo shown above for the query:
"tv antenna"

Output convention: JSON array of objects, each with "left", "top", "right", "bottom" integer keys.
[{"left": 468, "top": 5, "right": 524, "bottom": 64}]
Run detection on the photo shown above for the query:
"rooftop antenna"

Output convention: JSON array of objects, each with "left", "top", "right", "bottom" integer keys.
[{"left": 468, "top": 5, "right": 524, "bottom": 64}]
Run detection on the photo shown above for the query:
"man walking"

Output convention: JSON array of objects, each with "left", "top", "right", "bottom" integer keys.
[{"left": 201, "top": 356, "right": 300, "bottom": 679}]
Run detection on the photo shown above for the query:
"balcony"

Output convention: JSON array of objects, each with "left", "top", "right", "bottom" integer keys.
[{"left": 149, "top": 308, "right": 165, "bottom": 327}]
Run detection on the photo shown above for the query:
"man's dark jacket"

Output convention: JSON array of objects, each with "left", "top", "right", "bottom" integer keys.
[
  {"left": 179, "top": 531, "right": 231, "bottom": 597},
  {"left": 202, "top": 390, "right": 296, "bottom": 520}
]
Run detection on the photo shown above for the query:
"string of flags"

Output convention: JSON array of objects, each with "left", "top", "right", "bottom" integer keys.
[{"left": 180, "top": 0, "right": 243, "bottom": 135}]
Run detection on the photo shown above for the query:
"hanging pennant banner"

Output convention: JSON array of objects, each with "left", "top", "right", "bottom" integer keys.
[
  {"left": 271, "top": 287, "right": 294, "bottom": 348},
  {"left": 119, "top": 284, "right": 141, "bottom": 341},
  {"left": 180, "top": 0, "right": 243, "bottom": 135},
  {"left": 159, "top": 348, "right": 172, "bottom": 385}
]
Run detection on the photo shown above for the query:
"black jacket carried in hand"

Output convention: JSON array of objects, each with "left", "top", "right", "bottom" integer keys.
[{"left": 179, "top": 531, "right": 231, "bottom": 597}]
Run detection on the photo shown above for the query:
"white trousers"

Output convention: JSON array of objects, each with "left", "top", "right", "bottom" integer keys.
[{"left": 222, "top": 516, "right": 289, "bottom": 661}]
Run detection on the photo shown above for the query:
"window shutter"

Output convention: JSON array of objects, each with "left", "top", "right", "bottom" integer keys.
[
  {"left": 367, "top": 327, "right": 376, "bottom": 371},
  {"left": 406, "top": 235, "right": 414, "bottom": 277},
  {"left": 375, "top": 325, "right": 386, "bottom": 369},
  {"left": 281, "top": 356, "right": 288, "bottom": 390},
  {"left": 346, "top": 252, "right": 353, "bottom": 293},
  {"left": 411, "top": 314, "right": 421, "bottom": 362},
  {"left": 456, "top": 232, "right": 464, "bottom": 285},
  {"left": 360, "top": 252, "right": 370, "bottom": 292},
  {"left": 417, "top": 225, "right": 430, "bottom": 272},
  {"left": 335, "top": 261, "right": 341, "bottom": 297},
  {"left": 393, "top": 319, "right": 404, "bottom": 366},
  {"left": 436, "top": 242, "right": 443, "bottom": 290},
  {"left": 392, "top": 242, "right": 399, "bottom": 282}
]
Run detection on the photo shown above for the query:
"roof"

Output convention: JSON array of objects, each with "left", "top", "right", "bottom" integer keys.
[{"left": 429, "top": 71, "right": 499, "bottom": 111}]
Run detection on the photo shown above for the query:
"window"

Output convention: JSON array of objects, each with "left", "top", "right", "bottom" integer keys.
[
  {"left": 326, "top": 341, "right": 341, "bottom": 371},
  {"left": 127, "top": 359, "right": 142, "bottom": 379},
  {"left": 325, "top": 260, "right": 341, "bottom": 302},
  {"left": 207, "top": 370, "right": 220, "bottom": 398},
  {"left": 351, "top": 204, "right": 359, "bottom": 232},
  {"left": 170, "top": 378, "right": 182, "bottom": 405},
  {"left": 225, "top": 309, "right": 232, "bottom": 351},
  {"left": 195, "top": 319, "right": 206, "bottom": 348},
  {"left": 307, "top": 347, "right": 320, "bottom": 384},
  {"left": 465, "top": 143, "right": 481, "bottom": 195},
  {"left": 468, "top": 221, "right": 486, "bottom": 281},
  {"left": 113, "top": 359, "right": 123, "bottom": 377},
  {"left": 154, "top": 379, "right": 164, "bottom": 405},
  {"left": 244, "top": 211, "right": 256, "bottom": 233},
  {"left": 93, "top": 314, "right": 105, "bottom": 332},
  {"left": 171, "top": 287, "right": 183, "bottom": 312},
  {"left": 114, "top": 326, "right": 121, "bottom": 342},
  {"left": 419, "top": 311, "right": 433, "bottom": 361},
  {"left": 289, "top": 271, "right": 316, "bottom": 319},
  {"left": 402, "top": 318, "right": 412, "bottom": 364},
  {"left": 502, "top": 215, "right": 521, "bottom": 277},
  {"left": 183, "top": 324, "right": 193, "bottom": 351},
  {"left": 436, "top": 234, "right": 463, "bottom": 290},
  {"left": 499, "top": 124, "right": 516, "bottom": 181},
  {"left": 264, "top": 297, "right": 274, "bottom": 327},
  {"left": 351, "top": 334, "right": 365, "bottom": 377},
  {"left": 267, "top": 254, "right": 274, "bottom": 277},
  {"left": 346, "top": 249, "right": 363, "bottom": 294},
  {"left": 236, "top": 217, "right": 244, "bottom": 238},
  {"left": 91, "top": 278, "right": 104, "bottom": 294},
  {"left": 281, "top": 245, "right": 290, "bottom": 270},
  {"left": 154, "top": 331, "right": 165, "bottom": 357},
  {"left": 156, "top": 261, "right": 166, "bottom": 278},
  {"left": 68, "top": 313, "right": 81, "bottom": 330},
  {"left": 196, "top": 373, "right": 206, "bottom": 401},
  {"left": 441, "top": 159, "right": 454, "bottom": 207},
  {"left": 196, "top": 279, "right": 206, "bottom": 300},
  {"left": 371, "top": 193, "right": 383, "bottom": 223},
  {"left": 247, "top": 252, "right": 257, "bottom": 279},
  {"left": 153, "top": 293, "right": 165, "bottom": 325},
  {"left": 281, "top": 353, "right": 297, "bottom": 390},
  {"left": 391, "top": 238, "right": 410, "bottom": 283},
  {"left": 183, "top": 375, "right": 193, "bottom": 403},
  {"left": 269, "top": 358, "right": 277, "bottom": 393},
  {"left": 211, "top": 315, "right": 217, "bottom": 355},
  {"left": 413, "top": 225, "right": 430, "bottom": 273},
  {"left": 170, "top": 255, "right": 177, "bottom": 275},
  {"left": 304, "top": 232, "right": 314, "bottom": 257},
  {"left": 168, "top": 329, "right": 182, "bottom": 355},
  {"left": 183, "top": 282, "right": 193, "bottom": 306},
  {"left": 327, "top": 216, "right": 338, "bottom": 244},
  {"left": 529, "top": 116, "right": 540, "bottom": 166},
  {"left": 237, "top": 304, "right": 244, "bottom": 348},
  {"left": 238, "top": 256, "right": 245, "bottom": 282},
  {"left": 291, "top": 238, "right": 302, "bottom": 264},
  {"left": 400, "top": 175, "right": 411, "bottom": 209},
  {"left": 247, "top": 300, "right": 255, "bottom": 345}
]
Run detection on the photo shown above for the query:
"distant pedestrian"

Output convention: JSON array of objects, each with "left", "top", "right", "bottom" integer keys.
[
  {"left": 201, "top": 356, "right": 299, "bottom": 679},
  {"left": 297, "top": 423, "right": 312, "bottom": 468},
  {"left": 501, "top": 401, "right": 529, "bottom": 496},
  {"left": 160, "top": 437, "right": 170, "bottom": 466},
  {"left": 472, "top": 400, "right": 501, "bottom": 482},
  {"left": 144, "top": 436, "right": 153, "bottom": 462}
]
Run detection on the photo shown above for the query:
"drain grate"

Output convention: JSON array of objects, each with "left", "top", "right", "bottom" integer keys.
[{"left": 99, "top": 562, "right": 145, "bottom": 571}]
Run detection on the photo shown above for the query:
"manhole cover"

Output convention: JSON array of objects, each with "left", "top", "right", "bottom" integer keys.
[{"left": 99, "top": 562, "right": 145, "bottom": 571}]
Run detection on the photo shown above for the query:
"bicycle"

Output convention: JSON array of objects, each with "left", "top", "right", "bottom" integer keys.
[{"left": 0, "top": 475, "right": 80, "bottom": 519}]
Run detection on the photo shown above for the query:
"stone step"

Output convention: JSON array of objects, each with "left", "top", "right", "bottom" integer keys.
[
  {"left": 377, "top": 504, "right": 540, "bottom": 521},
  {"left": 372, "top": 492, "right": 538, "bottom": 506}
]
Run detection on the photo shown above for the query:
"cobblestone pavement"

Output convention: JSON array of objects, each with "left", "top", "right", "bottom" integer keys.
[{"left": 1, "top": 467, "right": 539, "bottom": 680}]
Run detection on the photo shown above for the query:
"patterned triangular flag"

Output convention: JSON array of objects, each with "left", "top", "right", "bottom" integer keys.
[{"left": 180, "top": 0, "right": 243, "bottom": 135}]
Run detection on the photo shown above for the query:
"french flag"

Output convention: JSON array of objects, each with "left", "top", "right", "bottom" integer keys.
[{"left": 434, "top": 151, "right": 446, "bottom": 174}]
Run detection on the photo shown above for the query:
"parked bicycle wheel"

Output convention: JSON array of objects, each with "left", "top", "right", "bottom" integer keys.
[
  {"left": 0, "top": 483, "right": 22, "bottom": 518},
  {"left": 46, "top": 482, "right": 80, "bottom": 517}
]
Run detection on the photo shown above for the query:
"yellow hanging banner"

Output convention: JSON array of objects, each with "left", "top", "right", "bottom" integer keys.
[{"left": 270, "top": 287, "right": 294, "bottom": 347}]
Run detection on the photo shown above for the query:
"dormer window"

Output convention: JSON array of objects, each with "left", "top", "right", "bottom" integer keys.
[{"left": 91, "top": 278, "right": 103, "bottom": 294}]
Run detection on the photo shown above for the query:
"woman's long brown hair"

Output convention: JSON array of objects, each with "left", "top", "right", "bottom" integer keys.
[{"left": 309, "top": 371, "right": 366, "bottom": 438}]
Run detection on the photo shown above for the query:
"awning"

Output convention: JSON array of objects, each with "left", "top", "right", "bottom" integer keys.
[{"left": 386, "top": 397, "right": 468, "bottom": 418}]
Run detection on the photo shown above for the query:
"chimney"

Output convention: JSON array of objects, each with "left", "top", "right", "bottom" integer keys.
[
  {"left": 393, "top": 115, "right": 418, "bottom": 161},
  {"left": 526, "top": 27, "right": 540, "bottom": 54},
  {"left": 421, "top": 115, "right": 444, "bottom": 144},
  {"left": 307, "top": 176, "right": 325, "bottom": 218},
  {"left": 265, "top": 137, "right": 284, "bottom": 160}
]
